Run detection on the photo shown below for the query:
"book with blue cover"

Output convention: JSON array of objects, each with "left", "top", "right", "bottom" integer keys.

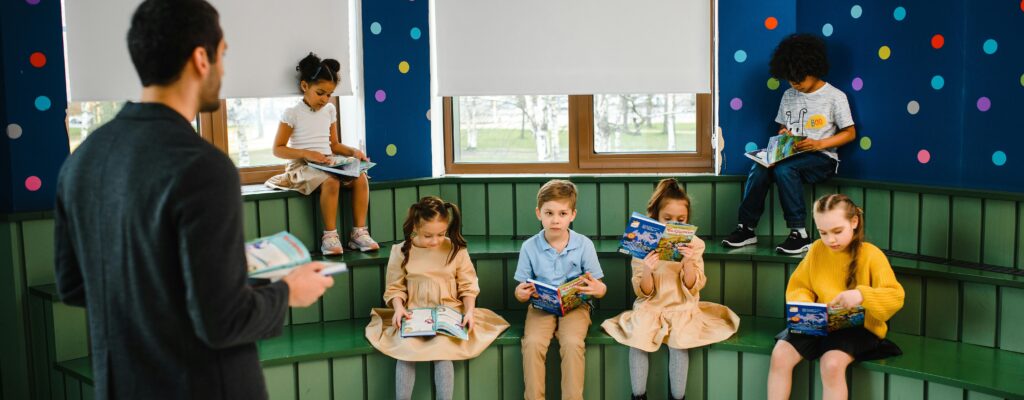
[
  {"left": 245, "top": 231, "right": 347, "bottom": 281},
  {"left": 619, "top": 212, "right": 698, "bottom": 261},
  {"left": 528, "top": 275, "right": 591, "bottom": 317},
  {"left": 786, "top": 301, "right": 865, "bottom": 336}
]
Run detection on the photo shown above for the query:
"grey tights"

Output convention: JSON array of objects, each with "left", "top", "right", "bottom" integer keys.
[
  {"left": 629, "top": 347, "right": 690, "bottom": 399},
  {"left": 395, "top": 360, "right": 454, "bottom": 400}
]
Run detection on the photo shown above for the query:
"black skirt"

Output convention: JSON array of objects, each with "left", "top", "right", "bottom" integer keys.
[{"left": 775, "top": 327, "right": 902, "bottom": 361}]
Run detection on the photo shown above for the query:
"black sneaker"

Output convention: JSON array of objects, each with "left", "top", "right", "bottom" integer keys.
[
  {"left": 631, "top": 394, "right": 647, "bottom": 400},
  {"left": 722, "top": 225, "right": 757, "bottom": 248},
  {"left": 776, "top": 230, "right": 811, "bottom": 254}
]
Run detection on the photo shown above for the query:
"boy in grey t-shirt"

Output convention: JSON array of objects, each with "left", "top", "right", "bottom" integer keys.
[{"left": 723, "top": 34, "right": 858, "bottom": 254}]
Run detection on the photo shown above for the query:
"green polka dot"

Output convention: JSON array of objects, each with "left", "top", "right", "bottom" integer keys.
[
  {"left": 860, "top": 136, "right": 872, "bottom": 150},
  {"left": 767, "top": 78, "right": 780, "bottom": 90},
  {"left": 1020, "top": 72, "right": 1024, "bottom": 87},
  {"left": 386, "top": 144, "right": 398, "bottom": 156}
]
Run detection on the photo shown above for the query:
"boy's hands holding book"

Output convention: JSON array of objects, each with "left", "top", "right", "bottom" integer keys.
[
  {"left": 282, "top": 262, "right": 335, "bottom": 307},
  {"left": 795, "top": 138, "right": 824, "bottom": 152},
  {"left": 829, "top": 289, "right": 864, "bottom": 309},
  {"left": 390, "top": 298, "right": 414, "bottom": 327},
  {"left": 577, "top": 273, "right": 607, "bottom": 298},
  {"left": 514, "top": 282, "right": 536, "bottom": 303}
]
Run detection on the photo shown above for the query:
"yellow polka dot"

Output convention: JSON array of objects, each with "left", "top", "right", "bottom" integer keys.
[
  {"left": 386, "top": 144, "right": 398, "bottom": 156},
  {"left": 878, "top": 46, "right": 891, "bottom": 60},
  {"left": 398, "top": 61, "right": 410, "bottom": 74}
]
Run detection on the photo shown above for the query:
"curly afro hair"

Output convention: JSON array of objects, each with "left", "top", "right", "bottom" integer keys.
[{"left": 769, "top": 33, "right": 829, "bottom": 83}]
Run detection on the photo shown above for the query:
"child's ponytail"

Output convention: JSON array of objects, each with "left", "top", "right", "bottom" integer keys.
[
  {"left": 647, "top": 178, "right": 692, "bottom": 220},
  {"left": 296, "top": 52, "right": 342, "bottom": 88},
  {"left": 814, "top": 194, "right": 865, "bottom": 289}
]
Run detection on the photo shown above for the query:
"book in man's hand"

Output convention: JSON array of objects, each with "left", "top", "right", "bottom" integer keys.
[
  {"left": 400, "top": 305, "right": 469, "bottom": 340},
  {"left": 528, "top": 275, "right": 592, "bottom": 317},
  {"left": 245, "top": 231, "right": 347, "bottom": 281},
  {"left": 619, "top": 212, "right": 698, "bottom": 261},
  {"left": 308, "top": 155, "right": 376, "bottom": 178},
  {"left": 786, "top": 301, "right": 865, "bottom": 336}
]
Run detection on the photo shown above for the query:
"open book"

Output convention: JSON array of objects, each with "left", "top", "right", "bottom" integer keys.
[
  {"left": 245, "top": 231, "right": 347, "bottom": 281},
  {"left": 401, "top": 305, "right": 469, "bottom": 340},
  {"left": 786, "top": 301, "right": 865, "bottom": 336},
  {"left": 528, "top": 275, "right": 592, "bottom": 317},
  {"left": 308, "top": 155, "right": 376, "bottom": 178},
  {"left": 619, "top": 212, "right": 698, "bottom": 261},
  {"left": 744, "top": 134, "right": 808, "bottom": 167}
]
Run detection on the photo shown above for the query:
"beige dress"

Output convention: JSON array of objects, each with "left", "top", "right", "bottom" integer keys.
[
  {"left": 602, "top": 237, "right": 740, "bottom": 352},
  {"left": 265, "top": 160, "right": 356, "bottom": 195},
  {"left": 365, "top": 240, "right": 510, "bottom": 361}
]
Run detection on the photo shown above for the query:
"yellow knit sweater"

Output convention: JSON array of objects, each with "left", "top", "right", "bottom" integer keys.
[{"left": 786, "top": 240, "right": 905, "bottom": 339}]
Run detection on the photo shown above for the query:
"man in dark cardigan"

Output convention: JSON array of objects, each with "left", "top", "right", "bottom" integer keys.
[{"left": 54, "top": 1, "right": 334, "bottom": 398}]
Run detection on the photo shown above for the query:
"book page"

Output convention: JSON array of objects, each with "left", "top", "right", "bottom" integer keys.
[
  {"left": 434, "top": 306, "right": 468, "bottom": 340},
  {"left": 401, "top": 308, "right": 437, "bottom": 338}
]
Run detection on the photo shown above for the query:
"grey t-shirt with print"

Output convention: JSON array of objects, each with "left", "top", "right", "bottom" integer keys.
[{"left": 774, "top": 82, "right": 854, "bottom": 161}]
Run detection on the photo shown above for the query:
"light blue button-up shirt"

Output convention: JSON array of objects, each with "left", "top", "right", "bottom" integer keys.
[{"left": 514, "top": 229, "right": 604, "bottom": 286}]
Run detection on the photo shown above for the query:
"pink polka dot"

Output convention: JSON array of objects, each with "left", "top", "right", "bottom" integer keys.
[
  {"left": 917, "top": 150, "right": 931, "bottom": 164},
  {"left": 374, "top": 90, "right": 387, "bottom": 102},
  {"left": 25, "top": 176, "right": 42, "bottom": 191},
  {"left": 977, "top": 97, "right": 991, "bottom": 112},
  {"left": 729, "top": 98, "right": 743, "bottom": 110}
]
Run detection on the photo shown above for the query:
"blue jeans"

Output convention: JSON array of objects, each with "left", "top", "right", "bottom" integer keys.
[{"left": 737, "top": 152, "right": 837, "bottom": 229}]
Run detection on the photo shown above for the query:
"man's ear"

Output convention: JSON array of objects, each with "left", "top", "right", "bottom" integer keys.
[{"left": 191, "top": 47, "right": 210, "bottom": 78}]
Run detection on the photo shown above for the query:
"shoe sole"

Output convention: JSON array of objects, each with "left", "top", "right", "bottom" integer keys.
[
  {"left": 321, "top": 248, "right": 344, "bottom": 256},
  {"left": 775, "top": 244, "right": 810, "bottom": 254},
  {"left": 721, "top": 237, "right": 758, "bottom": 248},
  {"left": 348, "top": 241, "right": 380, "bottom": 252}
]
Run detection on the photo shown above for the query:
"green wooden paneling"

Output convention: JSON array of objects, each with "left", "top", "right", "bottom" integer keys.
[
  {"left": 290, "top": 301, "right": 321, "bottom": 325},
  {"left": 339, "top": 190, "right": 356, "bottom": 241},
  {"left": 889, "top": 274, "right": 923, "bottom": 335},
  {"left": 393, "top": 187, "right": 419, "bottom": 240},
  {"left": 685, "top": 183, "right": 713, "bottom": 236},
  {"left": 515, "top": 184, "right": 542, "bottom": 237},
  {"left": 65, "top": 375, "right": 81, "bottom": 400},
  {"left": 703, "top": 261, "right": 723, "bottom": 304},
  {"left": 574, "top": 183, "right": 599, "bottom": 237},
  {"left": 999, "top": 286, "right": 1024, "bottom": 353},
  {"left": 864, "top": 189, "right": 891, "bottom": 250},
  {"left": 460, "top": 184, "right": 487, "bottom": 236},
  {"left": 741, "top": 353, "right": 769, "bottom": 400},
  {"left": 772, "top": 186, "right": 789, "bottom": 237},
  {"left": 968, "top": 390, "right": 1006, "bottom": 400},
  {"left": 928, "top": 382, "right": 966, "bottom": 400},
  {"left": 332, "top": 356, "right": 365, "bottom": 399},
  {"left": 714, "top": 182, "right": 743, "bottom": 237},
  {"left": 365, "top": 353, "right": 395, "bottom": 400},
  {"left": 686, "top": 348, "right": 705, "bottom": 400},
  {"left": 52, "top": 302, "right": 89, "bottom": 362},
  {"left": 723, "top": 261, "right": 754, "bottom": 315},
  {"left": 452, "top": 359, "right": 468, "bottom": 400},
  {"left": 645, "top": 347, "right": 669, "bottom": 400},
  {"left": 1, "top": 222, "right": 30, "bottom": 400},
  {"left": 417, "top": 184, "right": 441, "bottom": 200},
  {"left": 322, "top": 268, "right": 352, "bottom": 321},
  {"left": 440, "top": 184, "right": 460, "bottom": 207},
  {"left": 474, "top": 259, "right": 505, "bottom": 310},
  {"left": 604, "top": 345, "right": 632, "bottom": 399},
  {"left": 600, "top": 183, "right": 628, "bottom": 237},
  {"left": 952, "top": 197, "right": 983, "bottom": 263},
  {"left": 920, "top": 194, "right": 951, "bottom": 258},
  {"left": 627, "top": 182, "right": 654, "bottom": 217},
  {"left": 412, "top": 360, "right": 432, "bottom": 399},
  {"left": 506, "top": 259, "right": 527, "bottom": 310},
  {"left": 850, "top": 366, "right": 884, "bottom": 400},
  {"left": 352, "top": 266, "right": 383, "bottom": 318},
  {"left": 287, "top": 197, "right": 316, "bottom": 252},
  {"left": 891, "top": 192, "right": 920, "bottom": 254},
  {"left": 1018, "top": 203, "right": 1024, "bottom": 270},
  {"left": 583, "top": 345, "right": 602, "bottom": 400},
  {"left": 468, "top": 347, "right": 502, "bottom": 399},
  {"left": 543, "top": 342, "right": 562, "bottom": 400},
  {"left": 755, "top": 262, "right": 785, "bottom": 318},
  {"left": 258, "top": 199, "right": 288, "bottom": 237},
  {"left": 962, "top": 282, "right": 997, "bottom": 347},
  {"left": 21, "top": 219, "right": 55, "bottom": 286},
  {"left": 368, "top": 189, "right": 395, "bottom": 243},
  {"left": 803, "top": 185, "right": 816, "bottom": 236},
  {"left": 706, "top": 349, "right": 738, "bottom": 399},
  {"left": 487, "top": 184, "right": 515, "bottom": 236},
  {"left": 888, "top": 374, "right": 924, "bottom": 400},
  {"left": 28, "top": 297, "right": 52, "bottom": 400},
  {"left": 501, "top": 345, "right": 525, "bottom": 400},
  {"left": 791, "top": 360, "right": 811, "bottom": 400},
  {"left": 243, "top": 202, "right": 260, "bottom": 241},
  {"left": 263, "top": 364, "right": 296, "bottom": 400},
  {"left": 297, "top": 360, "right": 330, "bottom": 400},
  {"left": 924, "top": 278, "right": 959, "bottom": 341},
  {"left": 597, "top": 257, "right": 629, "bottom": 310},
  {"left": 840, "top": 186, "right": 865, "bottom": 210},
  {"left": 982, "top": 199, "right": 1016, "bottom": 268},
  {"left": 51, "top": 368, "right": 66, "bottom": 400}
]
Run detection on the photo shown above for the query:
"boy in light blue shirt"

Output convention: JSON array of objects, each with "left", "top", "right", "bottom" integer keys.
[{"left": 513, "top": 179, "right": 606, "bottom": 400}]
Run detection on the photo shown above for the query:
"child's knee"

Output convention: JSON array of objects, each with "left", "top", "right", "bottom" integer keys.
[
  {"left": 556, "top": 334, "right": 586, "bottom": 352},
  {"left": 819, "top": 353, "right": 852, "bottom": 377},
  {"left": 521, "top": 335, "right": 551, "bottom": 353},
  {"left": 321, "top": 178, "right": 341, "bottom": 192},
  {"left": 769, "top": 344, "right": 800, "bottom": 369}
]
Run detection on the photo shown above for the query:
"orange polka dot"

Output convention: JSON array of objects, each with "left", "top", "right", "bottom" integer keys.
[
  {"left": 931, "top": 34, "right": 944, "bottom": 49},
  {"left": 29, "top": 52, "right": 46, "bottom": 68},
  {"left": 765, "top": 17, "right": 778, "bottom": 30}
]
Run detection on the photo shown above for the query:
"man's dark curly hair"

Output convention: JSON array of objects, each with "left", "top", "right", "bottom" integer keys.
[{"left": 769, "top": 33, "right": 829, "bottom": 83}]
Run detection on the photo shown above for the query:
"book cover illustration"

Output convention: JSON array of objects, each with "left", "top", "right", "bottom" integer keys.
[
  {"left": 245, "top": 231, "right": 347, "bottom": 280},
  {"left": 619, "top": 212, "right": 698, "bottom": 261},
  {"left": 401, "top": 305, "right": 469, "bottom": 340},
  {"left": 528, "top": 275, "right": 591, "bottom": 317},
  {"left": 745, "top": 134, "right": 808, "bottom": 168},
  {"left": 786, "top": 301, "right": 865, "bottom": 336},
  {"left": 656, "top": 223, "right": 698, "bottom": 261}
]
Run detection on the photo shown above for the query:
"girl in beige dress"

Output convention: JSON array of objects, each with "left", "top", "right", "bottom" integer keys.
[
  {"left": 602, "top": 179, "right": 740, "bottom": 400},
  {"left": 365, "top": 196, "right": 509, "bottom": 400}
]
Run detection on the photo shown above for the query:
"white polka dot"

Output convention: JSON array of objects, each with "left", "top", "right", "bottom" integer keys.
[
  {"left": 6, "top": 123, "right": 22, "bottom": 139},
  {"left": 907, "top": 100, "right": 920, "bottom": 115}
]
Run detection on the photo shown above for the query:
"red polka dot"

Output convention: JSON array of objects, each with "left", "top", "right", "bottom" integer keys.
[
  {"left": 917, "top": 150, "right": 931, "bottom": 164},
  {"left": 25, "top": 176, "right": 42, "bottom": 192},
  {"left": 930, "top": 34, "right": 944, "bottom": 49},
  {"left": 29, "top": 52, "right": 46, "bottom": 68},
  {"left": 1020, "top": 0, "right": 1023, "bottom": 12},
  {"left": 764, "top": 17, "right": 778, "bottom": 30}
]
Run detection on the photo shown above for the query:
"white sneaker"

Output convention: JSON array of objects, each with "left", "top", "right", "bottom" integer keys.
[
  {"left": 321, "top": 231, "right": 344, "bottom": 255},
  {"left": 348, "top": 228, "right": 380, "bottom": 252}
]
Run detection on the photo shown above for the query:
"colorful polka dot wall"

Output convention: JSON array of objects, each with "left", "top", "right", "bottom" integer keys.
[
  {"left": 1, "top": 0, "right": 69, "bottom": 212},
  {"left": 361, "top": 0, "right": 431, "bottom": 180},
  {"left": 720, "top": 0, "right": 1023, "bottom": 193}
]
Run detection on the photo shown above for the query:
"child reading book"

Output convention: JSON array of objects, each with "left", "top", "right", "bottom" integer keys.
[
  {"left": 264, "top": 52, "right": 379, "bottom": 255},
  {"left": 365, "top": 197, "right": 509, "bottom": 400},
  {"left": 768, "top": 194, "right": 904, "bottom": 400},
  {"left": 513, "top": 180, "right": 606, "bottom": 400},
  {"left": 603, "top": 178, "right": 740, "bottom": 400}
]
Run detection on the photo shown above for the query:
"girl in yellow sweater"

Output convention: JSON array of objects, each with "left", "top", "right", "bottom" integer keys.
[{"left": 768, "top": 194, "right": 904, "bottom": 400}]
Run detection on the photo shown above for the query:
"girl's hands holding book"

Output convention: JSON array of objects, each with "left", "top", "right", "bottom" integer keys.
[
  {"left": 578, "top": 273, "right": 607, "bottom": 298},
  {"left": 351, "top": 149, "right": 370, "bottom": 162},
  {"left": 514, "top": 282, "right": 536, "bottom": 303},
  {"left": 390, "top": 299, "right": 413, "bottom": 327},
  {"left": 461, "top": 308, "right": 475, "bottom": 331},
  {"left": 678, "top": 243, "right": 695, "bottom": 260},
  {"left": 829, "top": 289, "right": 864, "bottom": 309},
  {"left": 641, "top": 252, "right": 661, "bottom": 271},
  {"left": 304, "top": 150, "right": 331, "bottom": 164}
]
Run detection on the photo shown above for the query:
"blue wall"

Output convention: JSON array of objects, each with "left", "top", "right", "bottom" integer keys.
[{"left": 720, "top": 0, "right": 1023, "bottom": 193}]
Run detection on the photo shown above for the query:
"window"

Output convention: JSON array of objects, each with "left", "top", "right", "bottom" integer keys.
[
  {"left": 225, "top": 97, "right": 302, "bottom": 168},
  {"left": 452, "top": 96, "right": 569, "bottom": 163},
  {"left": 592, "top": 94, "right": 697, "bottom": 154},
  {"left": 66, "top": 101, "right": 123, "bottom": 153}
]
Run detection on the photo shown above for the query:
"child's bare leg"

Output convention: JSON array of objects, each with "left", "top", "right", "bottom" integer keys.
[
  {"left": 351, "top": 173, "right": 370, "bottom": 227},
  {"left": 320, "top": 177, "right": 341, "bottom": 231},
  {"left": 820, "top": 350, "right": 854, "bottom": 400},
  {"left": 768, "top": 340, "right": 803, "bottom": 400}
]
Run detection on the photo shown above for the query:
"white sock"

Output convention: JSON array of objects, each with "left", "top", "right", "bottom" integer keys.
[
  {"left": 795, "top": 228, "right": 808, "bottom": 238},
  {"left": 323, "top": 230, "right": 338, "bottom": 236}
]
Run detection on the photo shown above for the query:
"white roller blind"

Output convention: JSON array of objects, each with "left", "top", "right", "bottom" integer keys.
[
  {"left": 432, "top": 0, "right": 711, "bottom": 96},
  {"left": 64, "top": 0, "right": 352, "bottom": 102}
]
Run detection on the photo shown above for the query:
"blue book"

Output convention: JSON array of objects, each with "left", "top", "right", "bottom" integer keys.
[
  {"left": 786, "top": 301, "right": 865, "bottom": 336},
  {"left": 618, "top": 212, "right": 697, "bottom": 261},
  {"left": 527, "top": 275, "right": 590, "bottom": 317}
]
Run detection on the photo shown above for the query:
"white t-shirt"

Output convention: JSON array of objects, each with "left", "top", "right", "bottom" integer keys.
[
  {"left": 774, "top": 82, "right": 854, "bottom": 161},
  {"left": 281, "top": 101, "right": 337, "bottom": 155}
]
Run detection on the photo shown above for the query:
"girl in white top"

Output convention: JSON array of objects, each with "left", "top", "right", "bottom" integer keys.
[{"left": 266, "top": 53, "right": 379, "bottom": 255}]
